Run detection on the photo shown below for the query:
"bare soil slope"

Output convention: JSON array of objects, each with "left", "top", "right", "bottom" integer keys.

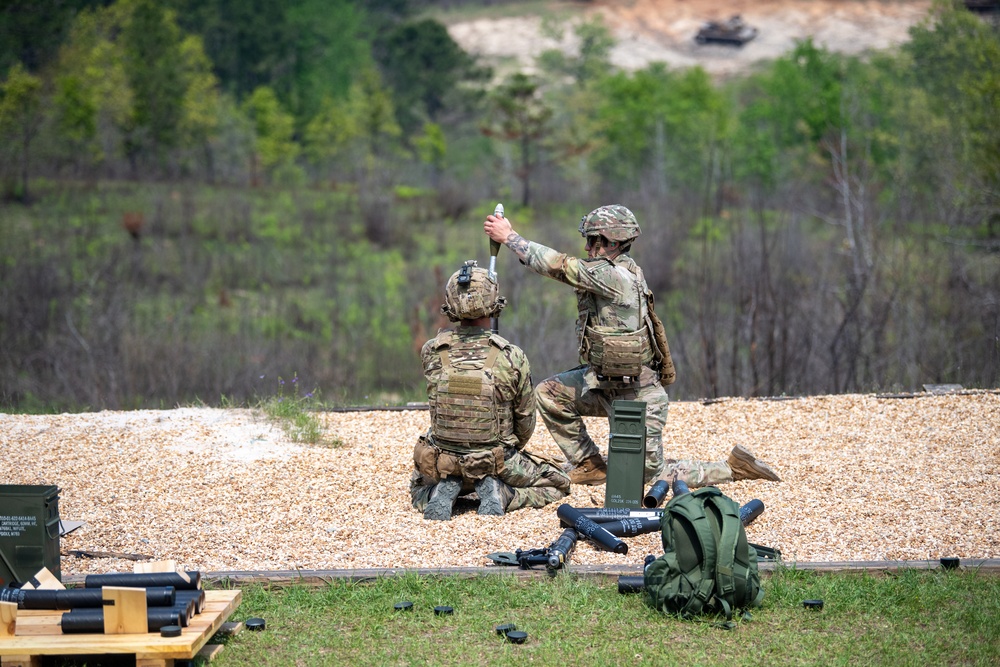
[
  {"left": 3, "top": 391, "right": 998, "bottom": 578},
  {"left": 447, "top": 0, "right": 933, "bottom": 76}
]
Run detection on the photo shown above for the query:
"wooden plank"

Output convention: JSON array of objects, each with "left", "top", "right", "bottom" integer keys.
[
  {"left": 0, "top": 590, "right": 241, "bottom": 661},
  {"left": 133, "top": 562, "right": 190, "bottom": 586},
  {"left": 196, "top": 644, "right": 224, "bottom": 662},
  {"left": 217, "top": 621, "right": 243, "bottom": 636},
  {"left": 0, "top": 603, "right": 16, "bottom": 638},
  {"left": 1, "top": 655, "right": 42, "bottom": 667},
  {"left": 19, "top": 568, "right": 64, "bottom": 592},
  {"left": 102, "top": 587, "right": 148, "bottom": 635},
  {"left": 135, "top": 659, "right": 171, "bottom": 667}
]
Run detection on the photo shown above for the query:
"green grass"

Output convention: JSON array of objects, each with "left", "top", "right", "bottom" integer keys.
[
  {"left": 199, "top": 567, "right": 1000, "bottom": 666},
  {"left": 255, "top": 373, "right": 339, "bottom": 447}
]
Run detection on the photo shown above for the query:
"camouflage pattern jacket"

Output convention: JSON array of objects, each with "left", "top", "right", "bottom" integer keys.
[
  {"left": 421, "top": 326, "right": 535, "bottom": 453},
  {"left": 523, "top": 241, "right": 655, "bottom": 382}
]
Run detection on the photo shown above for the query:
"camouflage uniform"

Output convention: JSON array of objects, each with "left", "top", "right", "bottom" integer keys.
[
  {"left": 410, "top": 325, "right": 571, "bottom": 512},
  {"left": 525, "top": 232, "right": 732, "bottom": 486}
]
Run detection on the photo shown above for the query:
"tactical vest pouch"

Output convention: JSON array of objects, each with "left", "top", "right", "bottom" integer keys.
[
  {"left": 417, "top": 442, "right": 505, "bottom": 481},
  {"left": 413, "top": 436, "right": 441, "bottom": 481},
  {"left": 585, "top": 326, "right": 652, "bottom": 378},
  {"left": 646, "top": 307, "right": 676, "bottom": 386}
]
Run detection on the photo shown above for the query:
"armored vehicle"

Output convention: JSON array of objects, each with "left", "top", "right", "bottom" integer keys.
[{"left": 695, "top": 15, "right": 758, "bottom": 46}]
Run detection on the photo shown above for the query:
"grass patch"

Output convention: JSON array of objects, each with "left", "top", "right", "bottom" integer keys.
[
  {"left": 201, "top": 567, "right": 1000, "bottom": 666},
  {"left": 256, "top": 373, "right": 340, "bottom": 447}
]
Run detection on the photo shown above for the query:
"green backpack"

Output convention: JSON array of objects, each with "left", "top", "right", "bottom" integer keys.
[{"left": 643, "top": 486, "right": 764, "bottom": 622}]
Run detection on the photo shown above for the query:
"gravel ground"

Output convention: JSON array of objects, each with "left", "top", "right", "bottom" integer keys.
[{"left": 2, "top": 391, "right": 998, "bottom": 578}]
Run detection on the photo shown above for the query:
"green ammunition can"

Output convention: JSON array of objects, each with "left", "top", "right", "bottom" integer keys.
[
  {"left": 0, "top": 485, "right": 61, "bottom": 586},
  {"left": 604, "top": 400, "right": 646, "bottom": 509}
]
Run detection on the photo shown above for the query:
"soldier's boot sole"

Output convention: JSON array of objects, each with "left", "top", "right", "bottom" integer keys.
[
  {"left": 475, "top": 476, "right": 512, "bottom": 516},
  {"left": 728, "top": 445, "right": 782, "bottom": 482},
  {"left": 423, "top": 477, "right": 462, "bottom": 521}
]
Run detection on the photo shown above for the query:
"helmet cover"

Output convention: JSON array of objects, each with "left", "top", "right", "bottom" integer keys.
[
  {"left": 441, "top": 260, "right": 507, "bottom": 321},
  {"left": 578, "top": 204, "right": 642, "bottom": 242}
]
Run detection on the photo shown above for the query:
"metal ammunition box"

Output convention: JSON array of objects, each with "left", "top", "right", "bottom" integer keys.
[
  {"left": 605, "top": 400, "right": 646, "bottom": 509},
  {"left": 0, "top": 485, "right": 61, "bottom": 586}
]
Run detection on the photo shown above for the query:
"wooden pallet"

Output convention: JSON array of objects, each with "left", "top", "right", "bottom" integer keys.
[{"left": 0, "top": 589, "right": 241, "bottom": 667}]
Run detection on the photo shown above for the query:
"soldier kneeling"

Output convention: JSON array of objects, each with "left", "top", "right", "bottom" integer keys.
[{"left": 410, "top": 260, "right": 571, "bottom": 520}]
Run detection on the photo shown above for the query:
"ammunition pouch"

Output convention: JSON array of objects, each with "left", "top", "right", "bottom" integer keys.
[
  {"left": 414, "top": 437, "right": 505, "bottom": 482},
  {"left": 646, "top": 299, "right": 676, "bottom": 386},
  {"left": 583, "top": 326, "right": 653, "bottom": 379}
]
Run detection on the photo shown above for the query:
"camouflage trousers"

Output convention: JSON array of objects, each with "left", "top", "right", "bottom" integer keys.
[
  {"left": 410, "top": 446, "right": 571, "bottom": 513},
  {"left": 535, "top": 365, "right": 734, "bottom": 485}
]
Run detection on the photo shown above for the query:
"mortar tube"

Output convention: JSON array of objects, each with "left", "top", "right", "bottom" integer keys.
[
  {"left": 555, "top": 505, "right": 628, "bottom": 555},
  {"left": 0, "top": 586, "right": 175, "bottom": 610},
  {"left": 174, "top": 589, "right": 206, "bottom": 614},
  {"left": 617, "top": 575, "right": 646, "bottom": 594},
  {"left": 83, "top": 571, "right": 201, "bottom": 591},
  {"left": 60, "top": 608, "right": 183, "bottom": 634},
  {"left": 597, "top": 516, "right": 661, "bottom": 538},
  {"left": 568, "top": 508, "right": 663, "bottom": 523},
  {"left": 642, "top": 478, "right": 670, "bottom": 508}
]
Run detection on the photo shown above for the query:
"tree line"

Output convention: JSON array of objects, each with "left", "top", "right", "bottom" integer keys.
[{"left": 0, "top": 0, "right": 997, "bottom": 410}]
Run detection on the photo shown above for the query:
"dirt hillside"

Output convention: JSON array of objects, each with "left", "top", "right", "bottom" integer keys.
[{"left": 447, "top": 0, "right": 934, "bottom": 76}]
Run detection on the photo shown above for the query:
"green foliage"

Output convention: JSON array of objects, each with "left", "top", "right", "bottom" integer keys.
[
  {"left": 0, "top": 0, "right": 103, "bottom": 73},
  {"left": 243, "top": 86, "right": 301, "bottom": 179},
  {"left": 256, "top": 372, "right": 336, "bottom": 446},
  {"left": 906, "top": 0, "right": 1000, "bottom": 235},
  {"left": 538, "top": 14, "right": 614, "bottom": 86},
  {"left": 0, "top": 62, "right": 42, "bottom": 198},
  {"left": 120, "top": 0, "right": 188, "bottom": 154},
  {"left": 379, "top": 18, "right": 480, "bottom": 134},
  {"left": 283, "top": 0, "right": 370, "bottom": 129},
  {"left": 413, "top": 121, "right": 447, "bottom": 170},
  {"left": 482, "top": 72, "right": 553, "bottom": 206},
  {"left": 52, "top": 7, "right": 134, "bottom": 166},
  {"left": 588, "top": 64, "right": 728, "bottom": 191}
]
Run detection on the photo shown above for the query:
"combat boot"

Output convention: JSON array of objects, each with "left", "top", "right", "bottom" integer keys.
[
  {"left": 475, "top": 476, "right": 514, "bottom": 516},
  {"left": 569, "top": 454, "right": 608, "bottom": 485},
  {"left": 423, "top": 476, "right": 462, "bottom": 521},
  {"left": 727, "top": 445, "right": 782, "bottom": 482}
]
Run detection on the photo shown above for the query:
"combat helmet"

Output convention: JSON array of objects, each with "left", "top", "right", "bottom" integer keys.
[
  {"left": 578, "top": 204, "right": 641, "bottom": 242},
  {"left": 441, "top": 260, "right": 507, "bottom": 322}
]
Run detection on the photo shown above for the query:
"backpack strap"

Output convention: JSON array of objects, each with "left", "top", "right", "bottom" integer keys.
[{"left": 704, "top": 493, "right": 741, "bottom": 621}]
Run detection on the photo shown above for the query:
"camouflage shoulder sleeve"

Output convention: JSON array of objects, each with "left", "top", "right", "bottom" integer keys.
[
  {"left": 523, "top": 241, "right": 582, "bottom": 286},
  {"left": 488, "top": 332, "right": 512, "bottom": 350}
]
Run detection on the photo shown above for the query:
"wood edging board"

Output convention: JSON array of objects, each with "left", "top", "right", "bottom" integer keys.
[
  {"left": 0, "top": 590, "right": 241, "bottom": 662},
  {"left": 58, "top": 560, "right": 999, "bottom": 589}
]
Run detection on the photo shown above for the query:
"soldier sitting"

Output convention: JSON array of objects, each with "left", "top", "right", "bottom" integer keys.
[{"left": 410, "top": 260, "right": 571, "bottom": 521}]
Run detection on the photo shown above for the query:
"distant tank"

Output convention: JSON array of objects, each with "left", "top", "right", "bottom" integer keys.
[
  {"left": 695, "top": 15, "right": 758, "bottom": 46},
  {"left": 963, "top": 0, "right": 1000, "bottom": 10}
]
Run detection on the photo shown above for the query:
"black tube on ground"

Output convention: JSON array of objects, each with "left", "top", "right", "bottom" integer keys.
[
  {"left": 83, "top": 572, "right": 201, "bottom": 591},
  {"left": 60, "top": 608, "right": 183, "bottom": 634},
  {"left": 642, "top": 479, "right": 670, "bottom": 508},
  {"left": 671, "top": 479, "right": 691, "bottom": 496},
  {"left": 739, "top": 499, "right": 765, "bottom": 527},
  {"left": 566, "top": 508, "right": 663, "bottom": 524},
  {"left": 599, "top": 516, "right": 662, "bottom": 538},
  {"left": 617, "top": 575, "right": 646, "bottom": 594},
  {"left": 546, "top": 527, "right": 579, "bottom": 570},
  {"left": 555, "top": 505, "right": 628, "bottom": 555}
]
